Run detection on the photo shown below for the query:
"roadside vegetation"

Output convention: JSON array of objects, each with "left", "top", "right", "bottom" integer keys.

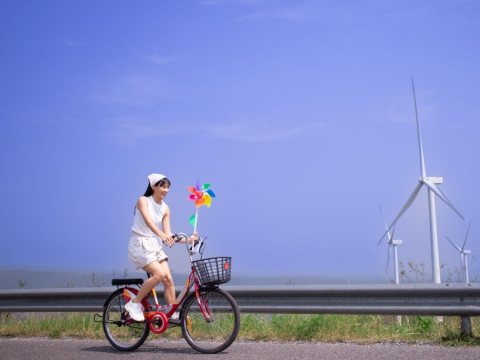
[{"left": 1, "top": 312, "right": 479, "bottom": 346}]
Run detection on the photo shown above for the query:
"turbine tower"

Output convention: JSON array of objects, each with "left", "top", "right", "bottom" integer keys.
[
  {"left": 379, "top": 78, "right": 464, "bottom": 284},
  {"left": 378, "top": 206, "right": 402, "bottom": 284},
  {"left": 445, "top": 221, "right": 472, "bottom": 283}
]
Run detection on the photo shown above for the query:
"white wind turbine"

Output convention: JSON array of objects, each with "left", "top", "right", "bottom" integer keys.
[
  {"left": 378, "top": 78, "right": 464, "bottom": 284},
  {"left": 378, "top": 206, "right": 403, "bottom": 284},
  {"left": 445, "top": 221, "right": 472, "bottom": 283}
]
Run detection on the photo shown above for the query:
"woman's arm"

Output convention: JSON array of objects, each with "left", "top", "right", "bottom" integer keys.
[
  {"left": 137, "top": 197, "right": 175, "bottom": 247},
  {"left": 162, "top": 204, "right": 173, "bottom": 237},
  {"left": 162, "top": 205, "right": 196, "bottom": 244}
]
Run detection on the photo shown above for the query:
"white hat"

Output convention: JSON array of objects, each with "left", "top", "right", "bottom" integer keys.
[{"left": 148, "top": 173, "right": 166, "bottom": 187}]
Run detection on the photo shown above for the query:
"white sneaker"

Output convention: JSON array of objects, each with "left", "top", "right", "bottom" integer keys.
[
  {"left": 125, "top": 300, "right": 145, "bottom": 321},
  {"left": 171, "top": 312, "right": 180, "bottom": 320}
]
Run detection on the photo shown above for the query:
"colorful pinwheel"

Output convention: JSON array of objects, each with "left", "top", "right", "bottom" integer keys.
[{"left": 188, "top": 180, "right": 215, "bottom": 232}]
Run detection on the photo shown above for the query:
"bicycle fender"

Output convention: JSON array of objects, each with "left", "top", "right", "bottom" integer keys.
[
  {"left": 103, "top": 289, "right": 123, "bottom": 308},
  {"left": 123, "top": 287, "right": 138, "bottom": 303}
]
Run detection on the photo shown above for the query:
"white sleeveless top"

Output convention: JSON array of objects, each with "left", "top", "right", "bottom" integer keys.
[{"left": 131, "top": 196, "right": 167, "bottom": 237}]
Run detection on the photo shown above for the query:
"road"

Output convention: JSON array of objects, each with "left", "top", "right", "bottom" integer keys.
[{"left": 1, "top": 338, "right": 479, "bottom": 360}]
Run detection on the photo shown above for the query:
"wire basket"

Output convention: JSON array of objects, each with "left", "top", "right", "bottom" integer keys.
[{"left": 192, "top": 257, "right": 232, "bottom": 286}]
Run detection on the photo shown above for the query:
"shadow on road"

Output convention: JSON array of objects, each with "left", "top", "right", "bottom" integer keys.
[{"left": 80, "top": 343, "right": 230, "bottom": 356}]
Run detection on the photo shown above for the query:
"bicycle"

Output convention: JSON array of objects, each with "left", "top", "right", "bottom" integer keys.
[{"left": 94, "top": 233, "right": 240, "bottom": 354}]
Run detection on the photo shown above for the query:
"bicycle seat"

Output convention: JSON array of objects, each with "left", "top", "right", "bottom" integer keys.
[{"left": 112, "top": 278, "right": 144, "bottom": 286}]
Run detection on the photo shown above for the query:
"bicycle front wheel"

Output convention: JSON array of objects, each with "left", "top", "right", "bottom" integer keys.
[
  {"left": 102, "top": 290, "right": 150, "bottom": 351},
  {"left": 181, "top": 288, "right": 240, "bottom": 354}
]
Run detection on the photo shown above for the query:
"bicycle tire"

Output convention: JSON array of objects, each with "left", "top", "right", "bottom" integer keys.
[
  {"left": 102, "top": 289, "right": 150, "bottom": 351},
  {"left": 180, "top": 288, "right": 240, "bottom": 354}
]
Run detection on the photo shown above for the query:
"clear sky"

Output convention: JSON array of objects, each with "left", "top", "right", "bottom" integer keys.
[{"left": 1, "top": 0, "right": 479, "bottom": 282}]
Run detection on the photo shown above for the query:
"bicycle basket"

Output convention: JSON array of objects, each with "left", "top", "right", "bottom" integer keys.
[{"left": 192, "top": 257, "right": 232, "bottom": 286}]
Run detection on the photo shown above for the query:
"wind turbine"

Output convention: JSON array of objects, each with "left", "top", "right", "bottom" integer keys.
[
  {"left": 379, "top": 78, "right": 464, "bottom": 284},
  {"left": 445, "top": 221, "right": 472, "bottom": 283},
  {"left": 378, "top": 206, "right": 403, "bottom": 284}
]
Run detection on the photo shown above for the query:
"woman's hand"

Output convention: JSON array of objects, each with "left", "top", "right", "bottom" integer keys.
[
  {"left": 188, "top": 233, "right": 198, "bottom": 244},
  {"left": 160, "top": 233, "right": 175, "bottom": 248}
]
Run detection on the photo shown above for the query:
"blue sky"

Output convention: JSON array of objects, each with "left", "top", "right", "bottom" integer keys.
[{"left": 1, "top": 0, "right": 479, "bottom": 282}]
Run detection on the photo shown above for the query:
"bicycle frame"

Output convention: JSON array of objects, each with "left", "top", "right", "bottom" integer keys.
[
  {"left": 122, "top": 262, "right": 211, "bottom": 325},
  {"left": 96, "top": 234, "right": 214, "bottom": 333}
]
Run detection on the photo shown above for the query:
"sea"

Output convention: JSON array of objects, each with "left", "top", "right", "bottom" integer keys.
[{"left": 0, "top": 267, "right": 386, "bottom": 289}]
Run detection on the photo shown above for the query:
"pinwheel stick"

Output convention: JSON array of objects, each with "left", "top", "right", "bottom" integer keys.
[{"left": 193, "top": 208, "right": 199, "bottom": 234}]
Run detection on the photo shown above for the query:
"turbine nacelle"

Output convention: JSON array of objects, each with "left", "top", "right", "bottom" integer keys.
[
  {"left": 419, "top": 177, "right": 443, "bottom": 184},
  {"left": 379, "top": 175, "right": 464, "bottom": 244}
]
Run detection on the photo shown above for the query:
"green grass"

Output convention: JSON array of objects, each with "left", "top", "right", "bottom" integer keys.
[
  {"left": 239, "top": 314, "right": 480, "bottom": 345},
  {"left": 1, "top": 312, "right": 479, "bottom": 346}
]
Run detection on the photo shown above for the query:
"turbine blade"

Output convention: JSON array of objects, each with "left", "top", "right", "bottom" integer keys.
[
  {"left": 390, "top": 224, "right": 396, "bottom": 241},
  {"left": 378, "top": 206, "right": 392, "bottom": 244},
  {"left": 385, "top": 244, "right": 392, "bottom": 276},
  {"left": 412, "top": 78, "right": 427, "bottom": 178},
  {"left": 445, "top": 236, "right": 462, "bottom": 252},
  {"left": 461, "top": 220, "right": 471, "bottom": 252},
  {"left": 422, "top": 178, "right": 464, "bottom": 220},
  {"left": 378, "top": 182, "right": 423, "bottom": 244}
]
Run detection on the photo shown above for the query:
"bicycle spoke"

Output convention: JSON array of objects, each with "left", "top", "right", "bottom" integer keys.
[
  {"left": 102, "top": 291, "right": 149, "bottom": 351},
  {"left": 181, "top": 289, "right": 240, "bottom": 353}
]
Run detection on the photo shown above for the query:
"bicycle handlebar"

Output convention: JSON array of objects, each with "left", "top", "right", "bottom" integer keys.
[{"left": 172, "top": 233, "right": 203, "bottom": 255}]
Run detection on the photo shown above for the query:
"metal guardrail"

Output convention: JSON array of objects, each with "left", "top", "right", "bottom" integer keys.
[{"left": 1, "top": 284, "right": 479, "bottom": 316}]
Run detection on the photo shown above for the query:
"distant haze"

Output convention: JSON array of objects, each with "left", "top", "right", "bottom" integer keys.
[{"left": 0, "top": 268, "right": 387, "bottom": 290}]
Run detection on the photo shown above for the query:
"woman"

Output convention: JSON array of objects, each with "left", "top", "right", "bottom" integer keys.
[{"left": 125, "top": 173, "right": 193, "bottom": 321}]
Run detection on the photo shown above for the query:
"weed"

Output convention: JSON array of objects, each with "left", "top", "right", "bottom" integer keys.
[
  {"left": 17, "top": 278, "right": 28, "bottom": 289},
  {"left": 414, "top": 316, "right": 433, "bottom": 332},
  {"left": 441, "top": 330, "right": 480, "bottom": 346},
  {"left": 84, "top": 272, "right": 106, "bottom": 287}
]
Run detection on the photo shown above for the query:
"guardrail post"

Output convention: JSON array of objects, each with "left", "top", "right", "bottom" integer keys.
[{"left": 460, "top": 316, "right": 472, "bottom": 336}]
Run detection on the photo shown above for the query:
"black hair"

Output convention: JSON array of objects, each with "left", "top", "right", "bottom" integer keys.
[
  {"left": 143, "top": 177, "right": 171, "bottom": 197},
  {"left": 134, "top": 178, "right": 171, "bottom": 215}
]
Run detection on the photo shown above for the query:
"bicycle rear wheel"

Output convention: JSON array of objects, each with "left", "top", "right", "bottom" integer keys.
[
  {"left": 181, "top": 288, "right": 240, "bottom": 354},
  {"left": 102, "top": 290, "right": 150, "bottom": 351}
]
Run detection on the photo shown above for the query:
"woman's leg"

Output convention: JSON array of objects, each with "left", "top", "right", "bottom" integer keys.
[
  {"left": 132, "top": 260, "right": 172, "bottom": 303},
  {"left": 158, "top": 260, "right": 175, "bottom": 304}
]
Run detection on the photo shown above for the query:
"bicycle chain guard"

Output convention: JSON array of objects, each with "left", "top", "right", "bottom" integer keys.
[{"left": 146, "top": 311, "right": 168, "bottom": 334}]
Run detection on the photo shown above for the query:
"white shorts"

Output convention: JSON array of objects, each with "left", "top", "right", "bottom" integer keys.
[{"left": 128, "top": 232, "right": 168, "bottom": 270}]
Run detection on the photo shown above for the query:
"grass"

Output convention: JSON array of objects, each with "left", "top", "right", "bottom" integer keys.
[
  {"left": 239, "top": 314, "right": 480, "bottom": 345},
  {"left": 1, "top": 312, "right": 479, "bottom": 346}
]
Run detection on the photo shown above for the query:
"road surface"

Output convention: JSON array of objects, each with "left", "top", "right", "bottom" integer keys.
[{"left": 1, "top": 338, "right": 479, "bottom": 360}]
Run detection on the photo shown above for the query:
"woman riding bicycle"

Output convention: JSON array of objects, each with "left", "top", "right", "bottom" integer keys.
[{"left": 125, "top": 173, "right": 194, "bottom": 321}]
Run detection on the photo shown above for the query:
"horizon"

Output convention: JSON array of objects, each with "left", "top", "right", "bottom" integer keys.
[{"left": 0, "top": 267, "right": 399, "bottom": 290}]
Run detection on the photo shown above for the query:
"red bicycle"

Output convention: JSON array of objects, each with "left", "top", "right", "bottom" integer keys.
[{"left": 96, "top": 234, "right": 240, "bottom": 354}]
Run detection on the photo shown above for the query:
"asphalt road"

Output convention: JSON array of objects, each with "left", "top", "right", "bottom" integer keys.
[{"left": 1, "top": 338, "right": 480, "bottom": 360}]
